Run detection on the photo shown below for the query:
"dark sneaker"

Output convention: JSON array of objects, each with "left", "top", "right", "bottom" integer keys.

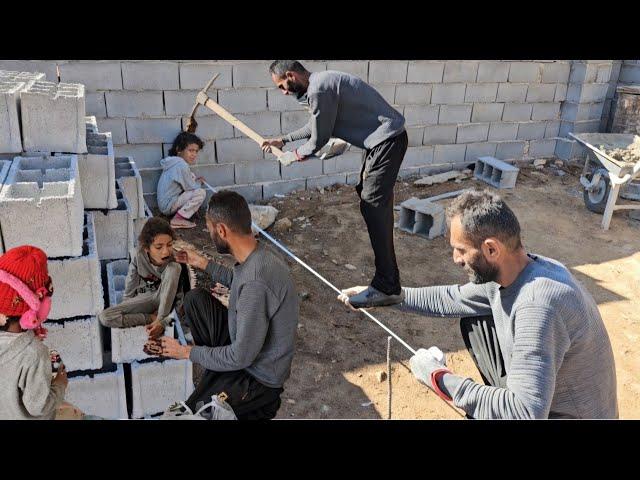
[{"left": 348, "top": 286, "right": 405, "bottom": 309}]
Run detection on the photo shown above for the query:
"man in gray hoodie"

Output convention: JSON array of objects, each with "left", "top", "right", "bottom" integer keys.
[{"left": 262, "top": 60, "right": 408, "bottom": 309}]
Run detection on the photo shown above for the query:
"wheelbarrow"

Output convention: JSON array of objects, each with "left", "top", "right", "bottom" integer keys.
[{"left": 568, "top": 132, "right": 640, "bottom": 230}]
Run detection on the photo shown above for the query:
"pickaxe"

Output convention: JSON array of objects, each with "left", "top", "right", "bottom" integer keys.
[{"left": 185, "top": 73, "right": 284, "bottom": 158}]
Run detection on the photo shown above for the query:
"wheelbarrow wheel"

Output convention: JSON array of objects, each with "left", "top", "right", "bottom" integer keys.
[{"left": 583, "top": 168, "right": 610, "bottom": 214}]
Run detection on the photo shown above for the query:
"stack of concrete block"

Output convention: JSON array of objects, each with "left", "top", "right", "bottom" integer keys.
[
  {"left": 0, "top": 159, "right": 13, "bottom": 253},
  {"left": 0, "top": 155, "right": 85, "bottom": 257},
  {"left": 88, "top": 186, "right": 134, "bottom": 260},
  {"left": 0, "top": 82, "right": 25, "bottom": 153},
  {"left": 47, "top": 213, "right": 104, "bottom": 319},
  {"left": 65, "top": 364, "right": 128, "bottom": 420},
  {"left": 474, "top": 156, "right": 520, "bottom": 189},
  {"left": 20, "top": 81, "right": 87, "bottom": 154},
  {"left": 397, "top": 197, "right": 446, "bottom": 239},
  {"left": 106, "top": 259, "right": 174, "bottom": 364},
  {"left": 115, "top": 156, "right": 144, "bottom": 219},
  {"left": 43, "top": 317, "right": 103, "bottom": 371},
  {"left": 130, "top": 358, "right": 194, "bottom": 418},
  {"left": 0, "top": 69, "right": 46, "bottom": 88},
  {"left": 74, "top": 130, "right": 117, "bottom": 209}
]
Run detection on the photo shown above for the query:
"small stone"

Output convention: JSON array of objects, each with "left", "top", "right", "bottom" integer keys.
[
  {"left": 322, "top": 250, "right": 329, "bottom": 256},
  {"left": 361, "top": 401, "right": 374, "bottom": 407},
  {"left": 273, "top": 217, "right": 292, "bottom": 232},
  {"left": 331, "top": 359, "right": 337, "bottom": 363},
  {"left": 331, "top": 259, "right": 338, "bottom": 265},
  {"left": 297, "top": 323, "right": 303, "bottom": 329},
  {"left": 554, "top": 160, "right": 564, "bottom": 167},
  {"left": 286, "top": 399, "right": 296, "bottom": 405},
  {"left": 533, "top": 159, "right": 546, "bottom": 168},
  {"left": 375, "top": 371, "right": 387, "bottom": 382},
  {"left": 321, "top": 405, "right": 330, "bottom": 413},
  {"left": 298, "top": 291, "right": 310, "bottom": 301},
  {"left": 318, "top": 187, "right": 325, "bottom": 194},
  {"left": 294, "top": 216, "right": 306, "bottom": 222},
  {"left": 344, "top": 264, "right": 357, "bottom": 271}
]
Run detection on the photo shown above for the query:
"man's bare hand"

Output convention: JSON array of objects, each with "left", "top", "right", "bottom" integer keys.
[
  {"left": 211, "top": 283, "right": 230, "bottom": 308},
  {"left": 174, "top": 247, "right": 208, "bottom": 270},
  {"left": 261, "top": 138, "right": 284, "bottom": 154},
  {"left": 337, "top": 285, "right": 368, "bottom": 311},
  {"left": 160, "top": 336, "right": 191, "bottom": 360},
  {"left": 145, "top": 318, "right": 164, "bottom": 339}
]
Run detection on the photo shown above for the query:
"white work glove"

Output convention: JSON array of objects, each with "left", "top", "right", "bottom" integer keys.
[
  {"left": 278, "top": 151, "right": 298, "bottom": 167},
  {"left": 409, "top": 346, "right": 453, "bottom": 401},
  {"left": 318, "top": 139, "right": 349, "bottom": 159}
]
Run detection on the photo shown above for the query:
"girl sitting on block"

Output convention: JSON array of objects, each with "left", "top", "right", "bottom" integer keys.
[
  {"left": 98, "top": 217, "right": 191, "bottom": 340},
  {"left": 157, "top": 132, "right": 207, "bottom": 229}
]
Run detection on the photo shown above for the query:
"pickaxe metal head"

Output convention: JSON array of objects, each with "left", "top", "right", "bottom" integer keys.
[{"left": 185, "top": 73, "right": 220, "bottom": 133}]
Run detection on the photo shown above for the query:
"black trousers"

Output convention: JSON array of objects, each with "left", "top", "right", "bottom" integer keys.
[
  {"left": 183, "top": 288, "right": 283, "bottom": 420},
  {"left": 356, "top": 130, "right": 408, "bottom": 295}
]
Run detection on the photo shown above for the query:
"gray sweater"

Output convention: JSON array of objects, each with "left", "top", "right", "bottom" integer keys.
[
  {"left": 399, "top": 254, "right": 618, "bottom": 419},
  {"left": 0, "top": 330, "right": 66, "bottom": 420},
  {"left": 189, "top": 242, "right": 299, "bottom": 388},
  {"left": 156, "top": 156, "right": 201, "bottom": 215},
  {"left": 283, "top": 70, "right": 405, "bottom": 157}
]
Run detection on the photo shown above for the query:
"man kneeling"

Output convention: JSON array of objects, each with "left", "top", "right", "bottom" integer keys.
[
  {"left": 340, "top": 189, "right": 618, "bottom": 419},
  {"left": 160, "top": 191, "right": 299, "bottom": 420}
]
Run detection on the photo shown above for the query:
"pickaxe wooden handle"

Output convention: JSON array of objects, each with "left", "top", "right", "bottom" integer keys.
[{"left": 186, "top": 73, "right": 284, "bottom": 158}]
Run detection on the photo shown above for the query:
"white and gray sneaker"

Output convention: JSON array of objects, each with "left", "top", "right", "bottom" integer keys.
[{"left": 348, "top": 286, "right": 405, "bottom": 309}]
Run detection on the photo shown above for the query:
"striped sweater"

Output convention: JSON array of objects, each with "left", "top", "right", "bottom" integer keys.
[
  {"left": 400, "top": 254, "right": 618, "bottom": 419},
  {"left": 189, "top": 242, "right": 299, "bottom": 388}
]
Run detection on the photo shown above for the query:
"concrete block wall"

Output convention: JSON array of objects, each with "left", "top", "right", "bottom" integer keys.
[
  {"left": 555, "top": 60, "right": 615, "bottom": 160},
  {"left": 3, "top": 59, "right": 634, "bottom": 200}
]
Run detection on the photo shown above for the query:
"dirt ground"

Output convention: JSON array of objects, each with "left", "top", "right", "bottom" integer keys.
[{"left": 168, "top": 162, "right": 640, "bottom": 419}]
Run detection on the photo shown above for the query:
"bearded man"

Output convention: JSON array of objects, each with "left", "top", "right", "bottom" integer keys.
[
  {"left": 339, "top": 189, "right": 618, "bottom": 419},
  {"left": 160, "top": 190, "right": 299, "bottom": 420}
]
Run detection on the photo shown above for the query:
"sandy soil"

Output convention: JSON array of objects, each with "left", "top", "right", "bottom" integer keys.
[{"left": 171, "top": 162, "right": 640, "bottom": 419}]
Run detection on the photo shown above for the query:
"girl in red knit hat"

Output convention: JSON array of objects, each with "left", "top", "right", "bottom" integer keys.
[{"left": 0, "top": 245, "right": 68, "bottom": 420}]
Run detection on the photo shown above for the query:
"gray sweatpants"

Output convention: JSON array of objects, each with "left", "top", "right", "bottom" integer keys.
[{"left": 98, "top": 262, "right": 182, "bottom": 328}]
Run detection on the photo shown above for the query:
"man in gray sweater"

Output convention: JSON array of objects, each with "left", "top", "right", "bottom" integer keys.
[
  {"left": 262, "top": 60, "right": 407, "bottom": 309},
  {"left": 160, "top": 190, "right": 299, "bottom": 420},
  {"left": 339, "top": 190, "right": 618, "bottom": 419}
]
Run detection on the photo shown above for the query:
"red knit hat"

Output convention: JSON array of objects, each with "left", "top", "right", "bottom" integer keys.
[{"left": 0, "top": 245, "right": 52, "bottom": 319}]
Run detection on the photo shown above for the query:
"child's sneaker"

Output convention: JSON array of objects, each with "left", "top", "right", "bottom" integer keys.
[{"left": 170, "top": 213, "right": 197, "bottom": 229}]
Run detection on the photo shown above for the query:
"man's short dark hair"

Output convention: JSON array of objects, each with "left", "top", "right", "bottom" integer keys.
[
  {"left": 207, "top": 190, "right": 252, "bottom": 235},
  {"left": 446, "top": 189, "right": 522, "bottom": 251},
  {"left": 169, "top": 132, "right": 204, "bottom": 157},
  {"left": 139, "top": 217, "right": 176, "bottom": 249},
  {"left": 269, "top": 60, "right": 308, "bottom": 78}
]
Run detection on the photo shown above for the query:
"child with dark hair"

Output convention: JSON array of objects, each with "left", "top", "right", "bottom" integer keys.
[
  {"left": 0, "top": 245, "right": 66, "bottom": 420},
  {"left": 157, "top": 132, "right": 207, "bottom": 229},
  {"left": 98, "top": 217, "right": 190, "bottom": 340}
]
